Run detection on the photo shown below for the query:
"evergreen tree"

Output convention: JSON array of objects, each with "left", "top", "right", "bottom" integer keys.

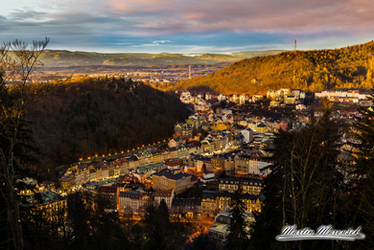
[
  {"left": 354, "top": 93, "right": 374, "bottom": 249},
  {"left": 144, "top": 204, "right": 168, "bottom": 250},
  {"left": 158, "top": 199, "right": 170, "bottom": 229},
  {"left": 227, "top": 186, "right": 249, "bottom": 250},
  {"left": 186, "top": 234, "right": 218, "bottom": 250},
  {"left": 202, "top": 163, "right": 207, "bottom": 174},
  {"left": 67, "top": 192, "right": 92, "bottom": 249},
  {"left": 250, "top": 108, "right": 349, "bottom": 250}
]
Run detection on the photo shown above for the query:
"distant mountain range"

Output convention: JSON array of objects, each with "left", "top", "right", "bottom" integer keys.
[
  {"left": 38, "top": 50, "right": 285, "bottom": 66},
  {"left": 173, "top": 41, "right": 374, "bottom": 95}
]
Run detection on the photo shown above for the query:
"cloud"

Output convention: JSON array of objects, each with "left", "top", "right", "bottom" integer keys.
[
  {"left": 4, "top": 0, "right": 374, "bottom": 35},
  {"left": 104, "top": 0, "right": 374, "bottom": 34},
  {"left": 152, "top": 40, "right": 171, "bottom": 45},
  {"left": 0, "top": 0, "right": 373, "bottom": 52},
  {"left": 9, "top": 9, "right": 48, "bottom": 21},
  {"left": 109, "top": 0, "right": 171, "bottom": 14}
]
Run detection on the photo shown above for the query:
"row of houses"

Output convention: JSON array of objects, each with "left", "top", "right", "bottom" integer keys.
[
  {"left": 116, "top": 187, "right": 262, "bottom": 218},
  {"left": 201, "top": 190, "right": 262, "bottom": 215},
  {"left": 60, "top": 143, "right": 207, "bottom": 190},
  {"left": 315, "top": 89, "right": 372, "bottom": 104},
  {"left": 205, "top": 152, "right": 272, "bottom": 176},
  {"left": 114, "top": 171, "right": 264, "bottom": 218}
]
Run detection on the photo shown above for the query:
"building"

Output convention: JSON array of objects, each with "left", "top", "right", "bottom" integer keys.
[
  {"left": 28, "top": 190, "right": 68, "bottom": 225},
  {"left": 97, "top": 185, "right": 117, "bottom": 210},
  {"left": 315, "top": 89, "right": 371, "bottom": 104},
  {"left": 284, "top": 95, "right": 296, "bottom": 104},
  {"left": 239, "top": 129, "right": 252, "bottom": 144},
  {"left": 233, "top": 157, "right": 271, "bottom": 176},
  {"left": 218, "top": 177, "right": 263, "bottom": 195},
  {"left": 168, "top": 139, "right": 179, "bottom": 148},
  {"left": 255, "top": 123, "right": 267, "bottom": 133},
  {"left": 154, "top": 189, "right": 174, "bottom": 209},
  {"left": 152, "top": 169, "right": 197, "bottom": 194},
  {"left": 60, "top": 176, "right": 74, "bottom": 190},
  {"left": 239, "top": 94, "right": 246, "bottom": 105},
  {"left": 211, "top": 157, "right": 225, "bottom": 171},
  {"left": 202, "top": 173, "right": 216, "bottom": 183},
  {"left": 117, "top": 190, "right": 153, "bottom": 215},
  {"left": 201, "top": 191, "right": 219, "bottom": 216},
  {"left": 216, "top": 192, "right": 262, "bottom": 212},
  {"left": 201, "top": 190, "right": 262, "bottom": 216},
  {"left": 164, "top": 158, "right": 184, "bottom": 170},
  {"left": 208, "top": 209, "right": 254, "bottom": 244},
  {"left": 171, "top": 198, "right": 201, "bottom": 219}
]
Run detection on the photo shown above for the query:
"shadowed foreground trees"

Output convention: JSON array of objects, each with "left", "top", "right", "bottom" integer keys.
[
  {"left": 0, "top": 38, "right": 49, "bottom": 250},
  {"left": 226, "top": 186, "right": 250, "bottom": 250},
  {"left": 21, "top": 192, "right": 129, "bottom": 250},
  {"left": 143, "top": 199, "right": 194, "bottom": 250},
  {"left": 353, "top": 93, "right": 374, "bottom": 249},
  {"left": 21, "top": 192, "right": 195, "bottom": 250},
  {"left": 250, "top": 109, "right": 355, "bottom": 250},
  {"left": 250, "top": 103, "right": 374, "bottom": 250}
]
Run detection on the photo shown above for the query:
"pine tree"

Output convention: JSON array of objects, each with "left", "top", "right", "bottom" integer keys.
[
  {"left": 354, "top": 93, "right": 374, "bottom": 249},
  {"left": 227, "top": 185, "right": 249, "bottom": 250},
  {"left": 202, "top": 163, "right": 207, "bottom": 174},
  {"left": 158, "top": 199, "right": 170, "bottom": 228},
  {"left": 144, "top": 204, "right": 168, "bottom": 250},
  {"left": 250, "top": 108, "right": 347, "bottom": 250}
]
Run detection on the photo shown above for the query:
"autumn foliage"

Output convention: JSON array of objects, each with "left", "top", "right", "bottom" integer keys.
[{"left": 176, "top": 41, "right": 374, "bottom": 95}]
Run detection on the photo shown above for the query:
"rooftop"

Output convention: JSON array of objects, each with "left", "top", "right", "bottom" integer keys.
[{"left": 153, "top": 169, "right": 192, "bottom": 181}]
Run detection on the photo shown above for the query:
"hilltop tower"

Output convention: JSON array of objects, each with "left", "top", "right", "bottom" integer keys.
[{"left": 294, "top": 40, "right": 297, "bottom": 53}]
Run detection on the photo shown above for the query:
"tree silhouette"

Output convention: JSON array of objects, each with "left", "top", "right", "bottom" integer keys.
[
  {"left": 0, "top": 38, "right": 49, "bottom": 250},
  {"left": 202, "top": 163, "right": 207, "bottom": 174},
  {"left": 250, "top": 108, "right": 351, "bottom": 250},
  {"left": 227, "top": 185, "right": 249, "bottom": 250},
  {"left": 353, "top": 93, "right": 374, "bottom": 249}
]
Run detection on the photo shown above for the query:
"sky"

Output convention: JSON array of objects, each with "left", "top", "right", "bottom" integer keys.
[{"left": 0, "top": 0, "right": 373, "bottom": 53}]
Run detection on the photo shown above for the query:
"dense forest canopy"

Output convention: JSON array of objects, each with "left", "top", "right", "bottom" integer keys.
[
  {"left": 21, "top": 77, "right": 190, "bottom": 175},
  {"left": 175, "top": 41, "right": 374, "bottom": 95}
]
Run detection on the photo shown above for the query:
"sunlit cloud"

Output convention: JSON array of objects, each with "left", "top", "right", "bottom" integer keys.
[{"left": 0, "top": 0, "right": 373, "bottom": 52}]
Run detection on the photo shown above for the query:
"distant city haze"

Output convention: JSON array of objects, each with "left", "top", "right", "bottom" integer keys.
[{"left": 0, "top": 0, "right": 373, "bottom": 53}]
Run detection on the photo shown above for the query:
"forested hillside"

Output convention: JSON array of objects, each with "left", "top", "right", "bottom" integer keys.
[
  {"left": 22, "top": 77, "right": 190, "bottom": 173},
  {"left": 176, "top": 41, "right": 374, "bottom": 94},
  {"left": 36, "top": 50, "right": 284, "bottom": 66}
]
